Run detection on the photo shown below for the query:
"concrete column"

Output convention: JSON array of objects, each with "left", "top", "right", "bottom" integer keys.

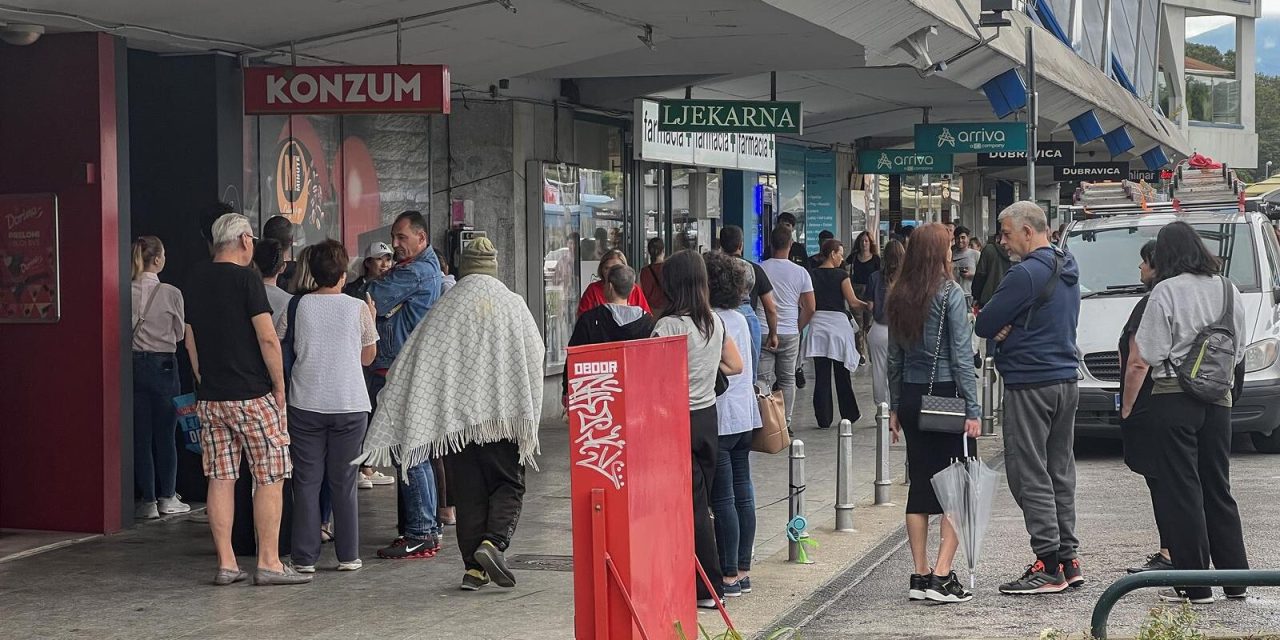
[{"left": 1237, "top": 15, "right": 1256, "bottom": 132}]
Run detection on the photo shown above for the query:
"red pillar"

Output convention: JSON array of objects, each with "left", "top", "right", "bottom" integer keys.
[{"left": 0, "top": 32, "right": 127, "bottom": 533}]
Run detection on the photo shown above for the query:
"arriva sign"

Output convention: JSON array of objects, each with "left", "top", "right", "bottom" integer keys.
[
  {"left": 244, "top": 65, "right": 451, "bottom": 115},
  {"left": 657, "top": 99, "right": 803, "bottom": 134},
  {"left": 915, "top": 122, "right": 1027, "bottom": 153},
  {"left": 857, "top": 149, "right": 953, "bottom": 175}
]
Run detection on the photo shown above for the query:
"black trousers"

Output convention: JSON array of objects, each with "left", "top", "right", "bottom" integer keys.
[
  {"left": 1145, "top": 476, "right": 1170, "bottom": 550},
  {"left": 690, "top": 405, "right": 723, "bottom": 600},
  {"left": 445, "top": 440, "right": 525, "bottom": 572},
  {"left": 1150, "top": 393, "right": 1249, "bottom": 599},
  {"left": 812, "top": 356, "right": 859, "bottom": 429}
]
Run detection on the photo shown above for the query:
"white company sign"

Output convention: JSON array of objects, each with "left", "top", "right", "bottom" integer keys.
[{"left": 634, "top": 100, "right": 776, "bottom": 172}]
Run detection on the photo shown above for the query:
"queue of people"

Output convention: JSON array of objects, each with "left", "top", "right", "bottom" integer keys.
[{"left": 135, "top": 199, "right": 1249, "bottom": 611}]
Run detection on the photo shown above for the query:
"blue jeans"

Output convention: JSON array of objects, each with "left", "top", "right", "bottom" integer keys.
[
  {"left": 132, "top": 352, "right": 179, "bottom": 503},
  {"left": 737, "top": 302, "right": 762, "bottom": 376},
  {"left": 712, "top": 431, "right": 756, "bottom": 577},
  {"left": 398, "top": 461, "right": 441, "bottom": 539}
]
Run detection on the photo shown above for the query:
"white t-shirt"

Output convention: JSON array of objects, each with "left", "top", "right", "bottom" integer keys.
[
  {"left": 951, "top": 248, "right": 980, "bottom": 297},
  {"left": 759, "top": 258, "right": 813, "bottom": 335},
  {"left": 654, "top": 313, "right": 726, "bottom": 411},
  {"left": 289, "top": 294, "right": 379, "bottom": 414}
]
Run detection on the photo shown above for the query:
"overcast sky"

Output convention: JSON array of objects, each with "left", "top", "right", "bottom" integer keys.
[{"left": 1186, "top": 0, "right": 1278, "bottom": 37}]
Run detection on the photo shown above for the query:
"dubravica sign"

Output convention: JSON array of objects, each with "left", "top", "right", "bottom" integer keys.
[
  {"left": 244, "top": 65, "right": 451, "bottom": 115},
  {"left": 977, "top": 141, "right": 1075, "bottom": 167},
  {"left": 1053, "top": 162, "right": 1127, "bottom": 181},
  {"left": 656, "top": 99, "right": 803, "bottom": 134}
]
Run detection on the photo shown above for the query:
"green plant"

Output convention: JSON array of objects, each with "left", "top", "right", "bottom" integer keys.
[
  {"left": 1136, "top": 604, "right": 1203, "bottom": 640},
  {"left": 674, "top": 622, "right": 796, "bottom": 640}
]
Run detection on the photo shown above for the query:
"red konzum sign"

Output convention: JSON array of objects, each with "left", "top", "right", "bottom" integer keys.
[{"left": 244, "top": 65, "right": 451, "bottom": 115}]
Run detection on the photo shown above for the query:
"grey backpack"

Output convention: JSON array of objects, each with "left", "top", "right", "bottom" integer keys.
[{"left": 1172, "top": 277, "right": 1238, "bottom": 403}]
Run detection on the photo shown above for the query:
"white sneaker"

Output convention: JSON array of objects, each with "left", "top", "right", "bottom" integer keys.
[
  {"left": 135, "top": 501, "right": 159, "bottom": 520},
  {"left": 364, "top": 471, "right": 396, "bottom": 486},
  {"left": 294, "top": 564, "right": 316, "bottom": 574},
  {"left": 358, "top": 476, "right": 374, "bottom": 490},
  {"left": 337, "top": 559, "right": 363, "bottom": 571},
  {"left": 158, "top": 495, "right": 191, "bottom": 515}
]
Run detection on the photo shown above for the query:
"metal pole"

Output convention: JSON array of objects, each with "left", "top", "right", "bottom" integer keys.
[
  {"left": 981, "top": 356, "right": 997, "bottom": 436},
  {"left": 835, "top": 419, "right": 855, "bottom": 531},
  {"left": 874, "top": 403, "right": 892, "bottom": 505},
  {"left": 1026, "top": 26, "right": 1037, "bottom": 203},
  {"left": 788, "top": 439, "right": 807, "bottom": 561}
]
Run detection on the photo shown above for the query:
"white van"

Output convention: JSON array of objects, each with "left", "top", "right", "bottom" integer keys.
[{"left": 1063, "top": 208, "right": 1280, "bottom": 453}]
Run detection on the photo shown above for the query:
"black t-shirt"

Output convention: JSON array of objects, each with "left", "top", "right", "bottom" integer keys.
[
  {"left": 749, "top": 261, "right": 774, "bottom": 310},
  {"left": 812, "top": 267, "right": 851, "bottom": 316},
  {"left": 185, "top": 261, "right": 274, "bottom": 401},
  {"left": 788, "top": 242, "right": 808, "bottom": 267},
  {"left": 847, "top": 254, "right": 881, "bottom": 287},
  {"left": 1118, "top": 296, "right": 1154, "bottom": 418}
]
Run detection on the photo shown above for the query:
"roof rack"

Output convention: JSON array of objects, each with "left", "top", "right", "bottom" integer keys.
[{"left": 1064, "top": 195, "right": 1261, "bottom": 220}]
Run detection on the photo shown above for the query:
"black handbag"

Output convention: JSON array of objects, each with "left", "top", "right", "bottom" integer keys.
[{"left": 918, "top": 282, "right": 968, "bottom": 434}]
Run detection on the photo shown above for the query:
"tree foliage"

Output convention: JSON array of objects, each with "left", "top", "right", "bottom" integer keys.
[{"left": 1183, "top": 42, "right": 1276, "bottom": 178}]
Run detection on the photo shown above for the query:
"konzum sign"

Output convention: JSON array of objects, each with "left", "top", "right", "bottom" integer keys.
[{"left": 244, "top": 65, "right": 451, "bottom": 115}]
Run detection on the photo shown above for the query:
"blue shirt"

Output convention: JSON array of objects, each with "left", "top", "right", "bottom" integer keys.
[
  {"left": 887, "top": 282, "right": 981, "bottom": 419},
  {"left": 368, "top": 247, "right": 443, "bottom": 371}
]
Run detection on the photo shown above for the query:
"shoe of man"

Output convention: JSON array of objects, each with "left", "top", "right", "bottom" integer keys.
[
  {"left": 158, "top": 495, "right": 191, "bottom": 515},
  {"left": 474, "top": 540, "right": 516, "bottom": 588},
  {"left": 357, "top": 476, "right": 374, "bottom": 490},
  {"left": 795, "top": 367, "right": 806, "bottom": 389},
  {"left": 999, "top": 560, "right": 1069, "bottom": 595},
  {"left": 364, "top": 470, "right": 396, "bottom": 486},
  {"left": 135, "top": 501, "right": 160, "bottom": 520},
  {"left": 1127, "top": 552, "right": 1173, "bottom": 574},
  {"left": 461, "top": 569, "right": 490, "bottom": 591},
  {"left": 1159, "top": 588, "right": 1214, "bottom": 605},
  {"left": 925, "top": 572, "right": 974, "bottom": 603},
  {"left": 253, "top": 565, "right": 313, "bottom": 586},
  {"left": 377, "top": 535, "right": 440, "bottom": 559},
  {"left": 337, "top": 559, "right": 363, "bottom": 572},
  {"left": 1061, "top": 558, "right": 1084, "bottom": 588},
  {"left": 909, "top": 573, "right": 929, "bottom": 601}
]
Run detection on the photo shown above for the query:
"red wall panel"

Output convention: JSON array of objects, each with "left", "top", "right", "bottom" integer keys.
[{"left": 0, "top": 33, "right": 124, "bottom": 533}]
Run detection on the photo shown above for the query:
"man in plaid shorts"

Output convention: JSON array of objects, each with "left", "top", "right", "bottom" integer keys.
[{"left": 184, "top": 213, "right": 310, "bottom": 586}]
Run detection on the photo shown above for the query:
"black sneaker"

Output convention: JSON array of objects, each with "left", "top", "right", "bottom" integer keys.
[
  {"left": 460, "top": 569, "right": 490, "bottom": 591},
  {"left": 909, "top": 573, "right": 929, "bottom": 600},
  {"left": 1224, "top": 587, "right": 1248, "bottom": 600},
  {"left": 795, "top": 367, "right": 806, "bottom": 389},
  {"left": 999, "top": 561, "right": 1069, "bottom": 595},
  {"left": 474, "top": 540, "right": 516, "bottom": 588},
  {"left": 1127, "top": 552, "right": 1173, "bottom": 574},
  {"left": 925, "top": 572, "right": 974, "bottom": 603},
  {"left": 1061, "top": 558, "right": 1084, "bottom": 588},
  {"left": 377, "top": 535, "right": 440, "bottom": 559}
]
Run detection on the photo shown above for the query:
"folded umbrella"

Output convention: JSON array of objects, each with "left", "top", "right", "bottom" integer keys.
[{"left": 930, "top": 437, "right": 1000, "bottom": 589}]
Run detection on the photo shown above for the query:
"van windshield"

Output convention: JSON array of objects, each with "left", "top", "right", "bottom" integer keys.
[{"left": 1064, "top": 222, "right": 1259, "bottom": 296}]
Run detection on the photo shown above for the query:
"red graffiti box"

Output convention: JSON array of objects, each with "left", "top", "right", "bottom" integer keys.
[{"left": 567, "top": 336, "right": 695, "bottom": 639}]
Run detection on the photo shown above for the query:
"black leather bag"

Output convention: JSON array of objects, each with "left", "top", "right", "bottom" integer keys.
[{"left": 918, "top": 282, "right": 967, "bottom": 434}]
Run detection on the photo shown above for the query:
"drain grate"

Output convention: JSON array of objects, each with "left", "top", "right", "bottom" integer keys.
[{"left": 508, "top": 554, "right": 574, "bottom": 572}]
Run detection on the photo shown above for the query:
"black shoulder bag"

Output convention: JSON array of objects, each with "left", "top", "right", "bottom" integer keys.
[{"left": 919, "top": 282, "right": 968, "bottom": 433}]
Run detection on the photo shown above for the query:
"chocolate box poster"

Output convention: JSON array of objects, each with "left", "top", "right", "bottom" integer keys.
[{"left": 0, "top": 193, "right": 59, "bottom": 323}]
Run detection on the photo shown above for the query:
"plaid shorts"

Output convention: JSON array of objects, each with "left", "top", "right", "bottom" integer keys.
[{"left": 197, "top": 394, "right": 291, "bottom": 485}]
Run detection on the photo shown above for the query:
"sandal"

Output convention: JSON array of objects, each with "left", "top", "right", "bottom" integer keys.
[{"left": 320, "top": 524, "right": 334, "bottom": 544}]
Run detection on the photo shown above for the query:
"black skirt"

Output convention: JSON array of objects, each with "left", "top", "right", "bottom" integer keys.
[{"left": 899, "top": 382, "right": 977, "bottom": 515}]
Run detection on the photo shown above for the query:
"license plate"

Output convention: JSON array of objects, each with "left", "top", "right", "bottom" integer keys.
[{"left": 1114, "top": 393, "right": 1121, "bottom": 412}]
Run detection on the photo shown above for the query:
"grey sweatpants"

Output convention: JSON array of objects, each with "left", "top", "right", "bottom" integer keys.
[
  {"left": 1003, "top": 381, "right": 1080, "bottom": 561},
  {"left": 758, "top": 333, "right": 801, "bottom": 424}
]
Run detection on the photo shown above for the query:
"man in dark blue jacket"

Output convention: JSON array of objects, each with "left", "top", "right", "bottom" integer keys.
[{"left": 975, "top": 201, "right": 1082, "bottom": 596}]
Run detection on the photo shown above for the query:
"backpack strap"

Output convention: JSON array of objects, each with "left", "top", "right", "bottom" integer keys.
[
  {"left": 1218, "top": 276, "right": 1234, "bottom": 328},
  {"left": 1021, "top": 249, "right": 1065, "bottom": 330},
  {"left": 132, "top": 283, "right": 162, "bottom": 342}
]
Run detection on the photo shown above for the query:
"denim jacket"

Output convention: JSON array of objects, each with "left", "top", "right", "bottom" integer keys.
[
  {"left": 368, "top": 246, "right": 442, "bottom": 371},
  {"left": 887, "top": 281, "right": 981, "bottom": 419}
]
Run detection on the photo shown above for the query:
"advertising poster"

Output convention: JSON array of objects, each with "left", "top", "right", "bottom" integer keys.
[
  {"left": 0, "top": 194, "right": 59, "bottom": 323},
  {"left": 804, "top": 150, "right": 837, "bottom": 255},
  {"left": 776, "top": 144, "right": 807, "bottom": 241}
]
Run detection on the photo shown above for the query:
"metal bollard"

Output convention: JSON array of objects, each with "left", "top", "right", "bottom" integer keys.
[
  {"left": 834, "top": 419, "right": 855, "bottom": 532},
  {"left": 981, "top": 356, "right": 997, "bottom": 436},
  {"left": 874, "top": 403, "right": 893, "bottom": 505},
  {"left": 788, "top": 439, "right": 807, "bottom": 562}
]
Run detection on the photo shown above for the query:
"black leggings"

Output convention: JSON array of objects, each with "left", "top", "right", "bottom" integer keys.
[{"left": 690, "top": 405, "right": 723, "bottom": 600}]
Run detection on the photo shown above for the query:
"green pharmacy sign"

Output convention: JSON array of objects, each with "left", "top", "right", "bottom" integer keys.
[
  {"left": 656, "top": 99, "right": 803, "bottom": 134},
  {"left": 914, "top": 122, "right": 1027, "bottom": 153},
  {"left": 857, "top": 150, "right": 953, "bottom": 174}
]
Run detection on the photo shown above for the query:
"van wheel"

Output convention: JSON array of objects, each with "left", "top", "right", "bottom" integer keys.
[{"left": 1250, "top": 429, "right": 1280, "bottom": 454}]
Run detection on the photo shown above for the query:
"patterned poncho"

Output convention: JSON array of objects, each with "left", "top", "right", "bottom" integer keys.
[{"left": 360, "top": 274, "right": 544, "bottom": 470}]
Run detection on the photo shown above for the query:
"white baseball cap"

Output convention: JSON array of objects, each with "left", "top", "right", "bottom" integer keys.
[{"left": 365, "top": 241, "right": 393, "bottom": 259}]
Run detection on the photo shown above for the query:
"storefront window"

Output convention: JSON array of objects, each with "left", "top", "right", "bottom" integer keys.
[
  {"left": 244, "top": 114, "right": 431, "bottom": 256},
  {"left": 538, "top": 163, "right": 581, "bottom": 372},
  {"left": 672, "top": 168, "right": 722, "bottom": 254}
]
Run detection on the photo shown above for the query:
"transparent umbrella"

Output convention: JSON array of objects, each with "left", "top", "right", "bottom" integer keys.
[{"left": 930, "top": 437, "right": 1000, "bottom": 589}]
